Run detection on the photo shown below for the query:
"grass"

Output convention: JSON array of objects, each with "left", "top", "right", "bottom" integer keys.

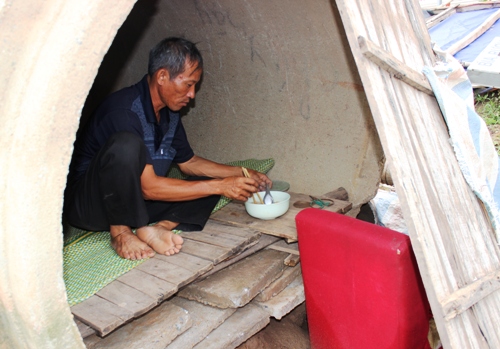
[
  {"left": 475, "top": 91, "right": 500, "bottom": 126},
  {"left": 475, "top": 90, "right": 500, "bottom": 154}
]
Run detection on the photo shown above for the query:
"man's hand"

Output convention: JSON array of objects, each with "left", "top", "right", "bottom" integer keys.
[
  {"left": 243, "top": 168, "right": 272, "bottom": 191},
  {"left": 218, "top": 176, "right": 261, "bottom": 201}
]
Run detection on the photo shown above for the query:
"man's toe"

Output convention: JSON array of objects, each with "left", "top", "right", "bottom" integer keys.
[{"left": 173, "top": 235, "right": 184, "bottom": 245}]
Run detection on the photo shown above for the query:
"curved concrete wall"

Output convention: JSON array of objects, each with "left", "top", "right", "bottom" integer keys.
[
  {"left": 0, "top": 1, "right": 136, "bottom": 347},
  {"left": 0, "top": 0, "right": 381, "bottom": 347}
]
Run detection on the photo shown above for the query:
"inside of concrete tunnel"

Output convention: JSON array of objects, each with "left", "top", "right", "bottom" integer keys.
[
  {"left": 67, "top": 0, "right": 384, "bottom": 346},
  {"left": 0, "top": 0, "right": 385, "bottom": 348},
  {"left": 80, "top": 0, "right": 383, "bottom": 208}
]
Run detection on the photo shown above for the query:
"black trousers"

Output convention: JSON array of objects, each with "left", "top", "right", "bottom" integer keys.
[{"left": 63, "top": 132, "right": 220, "bottom": 232}]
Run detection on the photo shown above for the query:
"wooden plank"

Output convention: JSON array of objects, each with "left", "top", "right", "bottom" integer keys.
[
  {"left": 180, "top": 228, "right": 256, "bottom": 250},
  {"left": 73, "top": 225, "right": 265, "bottom": 339},
  {"left": 255, "top": 264, "right": 302, "bottom": 302},
  {"left": 362, "top": 0, "right": 426, "bottom": 73},
  {"left": 136, "top": 257, "right": 199, "bottom": 288},
  {"left": 203, "top": 220, "right": 262, "bottom": 239},
  {"left": 211, "top": 191, "right": 352, "bottom": 242},
  {"left": 337, "top": 0, "right": 500, "bottom": 347},
  {"left": 456, "top": 2, "right": 500, "bottom": 13},
  {"left": 90, "top": 302, "right": 192, "bottom": 349},
  {"left": 211, "top": 199, "right": 296, "bottom": 240},
  {"left": 267, "top": 240, "right": 299, "bottom": 255},
  {"left": 116, "top": 268, "right": 177, "bottom": 303},
  {"left": 428, "top": 2, "right": 500, "bottom": 14},
  {"left": 424, "top": 4, "right": 452, "bottom": 14},
  {"left": 180, "top": 238, "right": 233, "bottom": 265},
  {"left": 301, "top": 192, "right": 353, "bottom": 213},
  {"left": 179, "top": 249, "right": 288, "bottom": 308},
  {"left": 71, "top": 296, "right": 134, "bottom": 336},
  {"left": 168, "top": 297, "right": 237, "bottom": 349},
  {"left": 426, "top": 4, "right": 458, "bottom": 28},
  {"left": 358, "top": 35, "right": 433, "bottom": 96},
  {"left": 323, "top": 187, "right": 349, "bottom": 201},
  {"left": 284, "top": 254, "right": 300, "bottom": 267},
  {"left": 155, "top": 251, "right": 213, "bottom": 275},
  {"left": 442, "top": 269, "right": 500, "bottom": 320},
  {"left": 96, "top": 281, "right": 157, "bottom": 317},
  {"left": 253, "top": 274, "right": 305, "bottom": 320},
  {"left": 75, "top": 319, "right": 95, "bottom": 339},
  {"left": 267, "top": 246, "right": 299, "bottom": 255},
  {"left": 200, "top": 234, "right": 281, "bottom": 279},
  {"left": 192, "top": 304, "right": 270, "bottom": 349},
  {"left": 83, "top": 334, "right": 102, "bottom": 348},
  {"left": 446, "top": 9, "right": 500, "bottom": 55}
]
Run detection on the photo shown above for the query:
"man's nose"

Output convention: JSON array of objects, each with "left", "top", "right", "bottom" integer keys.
[{"left": 187, "top": 85, "right": 196, "bottom": 99}]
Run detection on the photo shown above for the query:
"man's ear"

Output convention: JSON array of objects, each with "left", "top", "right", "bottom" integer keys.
[{"left": 157, "top": 69, "right": 170, "bottom": 85}]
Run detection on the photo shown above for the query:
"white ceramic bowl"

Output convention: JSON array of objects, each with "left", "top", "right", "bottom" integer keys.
[{"left": 245, "top": 191, "right": 291, "bottom": 220}]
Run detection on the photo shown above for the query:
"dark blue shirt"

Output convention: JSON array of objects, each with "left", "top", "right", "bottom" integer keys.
[{"left": 67, "top": 75, "right": 194, "bottom": 185}]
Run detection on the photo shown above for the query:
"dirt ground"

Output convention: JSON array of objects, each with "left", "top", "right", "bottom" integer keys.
[{"left": 487, "top": 124, "right": 500, "bottom": 153}]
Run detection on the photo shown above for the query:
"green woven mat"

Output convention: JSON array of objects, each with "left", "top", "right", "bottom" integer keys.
[{"left": 63, "top": 158, "right": 274, "bottom": 306}]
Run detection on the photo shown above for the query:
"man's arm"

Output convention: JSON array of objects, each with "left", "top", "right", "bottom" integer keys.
[
  {"left": 178, "top": 155, "right": 272, "bottom": 189},
  {"left": 140, "top": 162, "right": 265, "bottom": 202}
]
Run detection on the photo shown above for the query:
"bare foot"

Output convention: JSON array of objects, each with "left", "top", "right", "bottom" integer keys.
[
  {"left": 136, "top": 223, "right": 184, "bottom": 256},
  {"left": 110, "top": 225, "right": 155, "bottom": 260}
]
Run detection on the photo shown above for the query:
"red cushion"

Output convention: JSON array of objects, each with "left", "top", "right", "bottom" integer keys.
[{"left": 296, "top": 208, "right": 431, "bottom": 349}]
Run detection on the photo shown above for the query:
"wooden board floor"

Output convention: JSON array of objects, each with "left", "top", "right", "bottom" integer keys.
[
  {"left": 71, "top": 191, "right": 351, "bottom": 337},
  {"left": 211, "top": 192, "right": 352, "bottom": 242}
]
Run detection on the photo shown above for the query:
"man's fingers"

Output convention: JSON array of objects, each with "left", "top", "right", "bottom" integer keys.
[
  {"left": 234, "top": 177, "right": 259, "bottom": 191},
  {"left": 222, "top": 177, "right": 260, "bottom": 200},
  {"left": 245, "top": 170, "right": 272, "bottom": 190}
]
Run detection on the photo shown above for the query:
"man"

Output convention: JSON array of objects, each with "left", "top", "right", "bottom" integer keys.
[{"left": 64, "top": 37, "right": 271, "bottom": 261}]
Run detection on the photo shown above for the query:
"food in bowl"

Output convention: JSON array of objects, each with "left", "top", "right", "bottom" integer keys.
[{"left": 245, "top": 191, "right": 291, "bottom": 220}]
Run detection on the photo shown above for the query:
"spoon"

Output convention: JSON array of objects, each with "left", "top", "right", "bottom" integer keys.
[{"left": 263, "top": 183, "right": 274, "bottom": 205}]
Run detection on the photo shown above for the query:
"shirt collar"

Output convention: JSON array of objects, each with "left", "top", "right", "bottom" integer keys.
[{"left": 137, "top": 74, "right": 168, "bottom": 124}]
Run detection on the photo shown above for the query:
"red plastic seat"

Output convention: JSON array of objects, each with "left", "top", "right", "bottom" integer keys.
[{"left": 296, "top": 208, "right": 431, "bottom": 349}]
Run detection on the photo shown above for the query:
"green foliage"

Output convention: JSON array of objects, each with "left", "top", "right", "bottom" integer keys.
[
  {"left": 475, "top": 90, "right": 500, "bottom": 155},
  {"left": 475, "top": 91, "right": 500, "bottom": 125}
]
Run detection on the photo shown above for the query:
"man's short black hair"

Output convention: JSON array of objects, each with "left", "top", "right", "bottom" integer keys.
[{"left": 148, "top": 37, "right": 203, "bottom": 79}]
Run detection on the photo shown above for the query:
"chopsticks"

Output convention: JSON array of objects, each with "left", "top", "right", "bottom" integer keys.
[{"left": 242, "top": 167, "right": 264, "bottom": 204}]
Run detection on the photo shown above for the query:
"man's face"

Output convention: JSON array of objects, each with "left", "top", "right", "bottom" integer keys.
[{"left": 158, "top": 61, "right": 202, "bottom": 112}]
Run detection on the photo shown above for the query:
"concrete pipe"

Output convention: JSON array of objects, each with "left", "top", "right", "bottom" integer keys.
[{"left": 0, "top": 0, "right": 382, "bottom": 347}]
